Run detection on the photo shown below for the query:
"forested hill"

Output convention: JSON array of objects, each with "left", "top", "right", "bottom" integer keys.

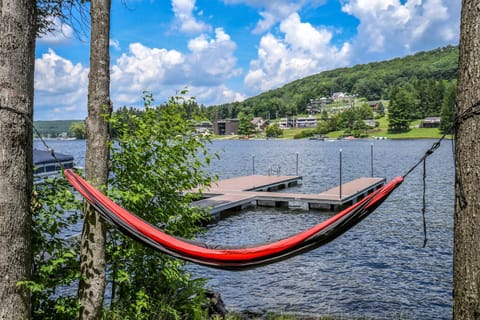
[{"left": 207, "top": 45, "right": 458, "bottom": 119}]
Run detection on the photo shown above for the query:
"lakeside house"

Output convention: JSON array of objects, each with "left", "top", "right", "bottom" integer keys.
[
  {"left": 363, "top": 119, "right": 378, "bottom": 128},
  {"left": 419, "top": 117, "right": 441, "bottom": 128},
  {"left": 367, "top": 101, "right": 382, "bottom": 112},
  {"left": 213, "top": 119, "right": 239, "bottom": 135},
  {"left": 306, "top": 97, "right": 333, "bottom": 114},
  {"left": 194, "top": 121, "right": 213, "bottom": 134},
  {"left": 278, "top": 116, "right": 317, "bottom": 129},
  {"left": 213, "top": 117, "right": 269, "bottom": 135},
  {"left": 251, "top": 117, "right": 269, "bottom": 132}
]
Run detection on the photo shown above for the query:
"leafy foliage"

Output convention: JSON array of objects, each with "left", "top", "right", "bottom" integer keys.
[
  {"left": 104, "top": 92, "right": 218, "bottom": 319},
  {"left": 19, "top": 176, "right": 82, "bottom": 319},
  {"left": 265, "top": 123, "right": 283, "bottom": 138}
]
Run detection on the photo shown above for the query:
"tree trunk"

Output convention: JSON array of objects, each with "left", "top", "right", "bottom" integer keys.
[
  {"left": 0, "top": 0, "right": 36, "bottom": 319},
  {"left": 453, "top": 1, "right": 480, "bottom": 319},
  {"left": 77, "top": 0, "right": 111, "bottom": 319}
]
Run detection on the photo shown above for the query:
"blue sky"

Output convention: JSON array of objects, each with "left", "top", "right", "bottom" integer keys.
[{"left": 34, "top": 0, "right": 461, "bottom": 120}]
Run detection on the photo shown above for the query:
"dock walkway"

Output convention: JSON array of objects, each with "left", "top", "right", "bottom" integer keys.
[{"left": 192, "top": 175, "right": 386, "bottom": 219}]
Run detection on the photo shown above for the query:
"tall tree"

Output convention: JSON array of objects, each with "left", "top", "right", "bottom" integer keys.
[
  {"left": 388, "top": 87, "right": 412, "bottom": 132},
  {"left": 77, "top": 0, "right": 112, "bottom": 318},
  {"left": 453, "top": 1, "right": 480, "bottom": 319},
  {"left": 439, "top": 82, "right": 456, "bottom": 134},
  {"left": 237, "top": 111, "right": 254, "bottom": 136},
  {"left": 0, "top": 0, "right": 36, "bottom": 319}
]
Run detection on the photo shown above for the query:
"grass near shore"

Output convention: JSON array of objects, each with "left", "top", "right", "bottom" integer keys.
[
  {"left": 212, "top": 117, "right": 449, "bottom": 141},
  {"left": 325, "top": 117, "right": 448, "bottom": 140}
]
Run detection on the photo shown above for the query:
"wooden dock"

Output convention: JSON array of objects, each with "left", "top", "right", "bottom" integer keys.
[{"left": 191, "top": 175, "right": 386, "bottom": 220}]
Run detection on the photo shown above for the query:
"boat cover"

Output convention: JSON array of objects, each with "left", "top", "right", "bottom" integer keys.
[{"left": 34, "top": 149, "right": 74, "bottom": 165}]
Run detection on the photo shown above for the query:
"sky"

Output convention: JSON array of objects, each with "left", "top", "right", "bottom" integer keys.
[{"left": 34, "top": 0, "right": 461, "bottom": 120}]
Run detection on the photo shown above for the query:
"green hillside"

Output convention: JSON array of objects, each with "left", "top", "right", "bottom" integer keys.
[
  {"left": 34, "top": 120, "right": 84, "bottom": 138},
  {"left": 207, "top": 45, "right": 458, "bottom": 119}
]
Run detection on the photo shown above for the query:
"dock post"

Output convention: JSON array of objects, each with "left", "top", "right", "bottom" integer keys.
[
  {"left": 371, "top": 143, "right": 374, "bottom": 177},
  {"left": 296, "top": 152, "right": 299, "bottom": 176},
  {"left": 339, "top": 148, "right": 343, "bottom": 200},
  {"left": 252, "top": 154, "right": 255, "bottom": 175}
]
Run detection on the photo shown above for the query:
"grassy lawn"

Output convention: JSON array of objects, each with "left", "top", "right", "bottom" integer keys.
[
  {"left": 372, "top": 117, "right": 447, "bottom": 139},
  {"left": 325, "top": 117, "right": 447, "bottom": 140},
  {"left": 280, "top": 128, "right": 306, "bottom": 139},
  {"left": 212, "top": 117, "right": 448, "bottom": 141}
]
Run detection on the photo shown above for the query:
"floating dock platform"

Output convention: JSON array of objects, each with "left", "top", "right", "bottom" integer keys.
[{"left": 191, "top": 175, "right": 386, "bottom": 220}]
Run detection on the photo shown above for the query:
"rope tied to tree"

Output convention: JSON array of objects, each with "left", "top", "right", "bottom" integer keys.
[
  {"left": 454, "top": 99, "right": 480, "bottom": 130},
  {"left": 401, "top": 134, "right": 447, "bottom": 247},
  {"left": 453, "top": 99, "right": 480, "bottom": 210},
  {"left": 400, "top": 99, "right": 480, "bottom": 247},
  {"left": 0, "top": 105, "right": 65, "bottom": 170}
]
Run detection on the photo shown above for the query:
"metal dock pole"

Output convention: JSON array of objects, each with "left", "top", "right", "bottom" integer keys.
[
  {"left": 371, "top": 143, "right": 374, "bottom": 177},
  {"left": 296, "top": 152, "right": 299, "bottom": 176},
  {"left": 252, "top": 154, "right": 255, "bottom": 175},
  {"left": 339, "top": 148, "right": 343, "bottom": 200}
]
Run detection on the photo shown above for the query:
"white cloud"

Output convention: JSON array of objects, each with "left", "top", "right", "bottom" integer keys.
[
  {"left": 37, "top": 18, "right": 74, "bottom": 44},
  {"left": 111, "top": 43, "right": 185, "bottom": 97},
  {"left": 110, "top": 39, "right": 121, "bottom": 51},
  {"left": 342, "top": 0, "right": 460, "bottom": 60},
  {"left": 111, "top": 28, "right": 242, "bottom": 106},
  {"left": 34, "top": 49, "right": 88, "bottom": 120},
  {"left": 245, "top": 13, "right": 351, "bottom": 94},
  {"left": 186, "top": 28, "right": 242, "bottom": 85},
  {"left": 171, "top": 0, "right": 211, "bottom": 33},
  {"left": 34, "top": 26, "right": 244, "bottom": 120},
  {"left": 188, "top": 85, "right": 246, "bottom": 105}
]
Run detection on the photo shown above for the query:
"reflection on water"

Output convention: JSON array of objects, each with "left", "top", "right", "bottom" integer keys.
[{"left": 36, "top": 138, "right": 454, "bottom": 319}]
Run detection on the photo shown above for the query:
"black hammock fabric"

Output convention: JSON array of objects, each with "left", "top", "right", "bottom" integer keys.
[{"left": 64, "top": 169, "right": 403, "bottom": 270}]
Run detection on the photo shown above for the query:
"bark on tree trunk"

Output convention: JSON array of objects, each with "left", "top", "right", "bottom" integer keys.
[
  {"left": 453, "top": 1, "right": 480, "bottom": 319},
  {"left": 77, "top": 0, "right": 112, "bottom": 319},
  {"left": 0, "top": 0, "right": 36, "bottom": 319}
]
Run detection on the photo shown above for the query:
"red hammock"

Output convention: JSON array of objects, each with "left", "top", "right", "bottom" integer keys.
[{"left": 65, "top": 169, "right": 403, "bottom": 270}]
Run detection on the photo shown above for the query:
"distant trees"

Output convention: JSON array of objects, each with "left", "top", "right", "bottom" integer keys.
[
  {"left": 353, "top": 77, "right": 385, "bottom": 100},
  {"left": 237, "top": 112, "right": 255, "bottom": 136},
  {"left": 265, "top": 123, "right": 283, "bottom": 138},
  {"left": 388, "top": 86, "right": 413, "bottom": 132},
  {"left": 335, "top": 103, "right": 373, "bottom": 136},
  {"left": 179, "top": 99, "right": 208, "bottom": 120},
  {"left": 413, "top": 79, "right": 446, "bottom": 118},
  {"left": 70, "top": 121, "right": 86, "bottom": 139},
  {"left": 387, "top": 79, "right": 454, "bottom": 132},
  {"left": 440, "top": 82, "right": 456, "bottom": 134}
]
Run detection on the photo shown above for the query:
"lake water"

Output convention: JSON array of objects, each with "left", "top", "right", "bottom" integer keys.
[{"left": 35, "top": 138, "right": 454, "bottom": 319}]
